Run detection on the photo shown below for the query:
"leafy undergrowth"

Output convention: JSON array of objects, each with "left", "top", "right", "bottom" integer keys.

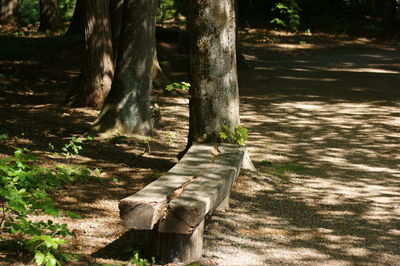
[{"left": 0, "top": 135, "right": 100, "bottom": 265}]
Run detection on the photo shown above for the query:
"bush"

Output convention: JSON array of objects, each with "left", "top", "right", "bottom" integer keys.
[
  {"left": 0, "top": 147, "right": 88, "bottom": 265},
  {"left": 18, "top": 0, "right": 40, "bottom": 26},
  {"left": 18, "top": 0, "right": 75, "bottom": 27}
]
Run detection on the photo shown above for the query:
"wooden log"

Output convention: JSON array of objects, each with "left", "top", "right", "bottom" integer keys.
[
  {"left": 158, "top": 144, "right": 245, "bottom": 234},
  {"left": 153, "top": 220, "right": 204, "bottom": 264},
  {"left": 119, "top": 144, "right": 220, "bottom": 230}
]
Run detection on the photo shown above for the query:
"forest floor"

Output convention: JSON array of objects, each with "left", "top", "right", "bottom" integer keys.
[{"left": 0, "top": 25, "right": 399, "bottom": 265}]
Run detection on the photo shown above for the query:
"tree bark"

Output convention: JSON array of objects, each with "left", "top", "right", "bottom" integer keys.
[
  {"left": 234, "top": 0, "right": 249, "bottom": 70},
  {"left": 90, "top": 0, "right": 158, "bottom": 136},
  {"left": 152, "top": 50, "right": 169, "bottom": 90},
  {"left": 66, "top": 0, "right": 83, "bottom": 36},
  {"left": 109, "top": 0, "right": 124, "bottom": 61},
  {"left": 187, "top": 0, "right": 240, "bottom": 144},
  {"left": 64, "top": 0, "right": 114, "bottom": 109},
  {"left": 38, "top": 0, "right": 62, "bottom": 32},
  {"left": 0, "top": 0, "right": 18, "bottom": 23},
  {"left": 383, "top": 0, "right": 397, "bottom": 32},
  {"left": 110, "top": 0, "right": 168, "bottom": 90}
]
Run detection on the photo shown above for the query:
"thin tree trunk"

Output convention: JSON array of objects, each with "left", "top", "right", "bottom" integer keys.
[
  {"left": 187, "top": 0, "right": 240, "bottom": 144},
  {"left": 235, "top": 0, "right": 249, "bottom": 70},
  {"left": 152, "top": 50, "right": 169, "bottom": 90},
  {"left": 66, "top": 0, "right": 83, "bottom": 36},
  {"left": 0, "top": 0, "right": 18, "bottom": 23},
  {"left": 38, "top": 0, "right": 61, "bottom": 32},
  {"left": 64, "top": 0, "right": 114, "bottom": 108},
  {"left": 90, "top": 0, "right": 158, "bottom": 136},
  {"left": 383, "top": 0, "right": 396, "bottom": 32},
  {"left": 109, "top": 0, "right": 124, "bottom": 61}
]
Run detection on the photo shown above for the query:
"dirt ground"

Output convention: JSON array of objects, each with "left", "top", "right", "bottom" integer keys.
[{"left": 0, "top": 27, "right": 399, "bottom": 265}]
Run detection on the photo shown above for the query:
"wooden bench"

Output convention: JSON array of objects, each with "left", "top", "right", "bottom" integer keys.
[{"left": 119, "top": 143, "right": 249, "bottom": 263}]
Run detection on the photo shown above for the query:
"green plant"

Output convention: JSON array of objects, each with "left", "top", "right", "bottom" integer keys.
[
  {"left": 59, "top": 0, "right": 76, "bottom": 21},
  {"left": 56, "top": 165, "right": 91, "bottom": 183},
  {"left": 18, "top": 0, "right": 40, "bottom": 26},
  {"left": 0, "top": 133, "right": 9, "bottom": 141},
  {"left": 219, "top": 125, "right": 248, "bottom": 145},
  {"left": 0, "top": 148, "right": 83, "bottom": 265},
  {"left": 129, "top": 250, "right": 155, "bottom": 266},
  {"left": 270, "top": 0, "right": 301, "bottom": 32},
  {"left": 166, "top": 131, "right": 176, "bottom": 146},
  {"left": 259, "top": 159, "right": 272, "bottom": 166},
  {"left": 157, "top": 0, "right": 176, "bottom": 22},
  {"left": 165, "top": 82, "right": 190, "bottom": 92},
  {"left": 62, "top": 136, "right": 82, "bottom": 159},
  {"left": 143, "top": 136, "right": 152, "bottom": 154},
  {"left": 93, "top": 168, "right": 102, "bottom": 178},
  {"left": 273, "top": 163, "right": 306, "bottom": 177}
]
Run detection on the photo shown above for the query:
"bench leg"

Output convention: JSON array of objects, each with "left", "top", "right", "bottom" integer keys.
[
  {"left": 217, "top": 191, "right": 230, "bottom": 211},
  {"left": 152, "top": 220, "right": 204, "bottom": 264}
]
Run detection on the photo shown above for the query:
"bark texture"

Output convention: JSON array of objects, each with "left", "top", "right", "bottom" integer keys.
[
  {"left": 66, "top": 0, "right": 83, "bottom": 36},
  {"left": 109, "top": 0, "right": 124, "bottom": 61},
  {"left": 91, "top": 0, "right": 158, "bottom": 136},
  {"left": 187, "top": 0, "right": 240, "bottom": 144},
  {"left": 0, "top": 0, "right": 18, "bottom": 23},
  {"left": 152, "top": 50, "right": 170, "bottom": 90},
  {"left": 383, "top": 0, "right": 397, "bottom": 32},
  {"left": 38, "top": 0, "right": 61, "bottom": 32},
  {"left": 64, "top": 0, "right": 114, "bottom": 109},
  {"left": 109, "top": 0, "right": 168, "bottom": 89},
  {"left": 234, "top": 0, "right": 249, "bottom": 70}
]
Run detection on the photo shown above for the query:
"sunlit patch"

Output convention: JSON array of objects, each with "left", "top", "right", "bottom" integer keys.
[{"left": 276, "top": 75, "right": 338, "bottom": 82}]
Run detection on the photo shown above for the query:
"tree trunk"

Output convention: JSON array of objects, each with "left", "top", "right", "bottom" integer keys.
[
  {"left": 66, "top": 0, "right": 83, "bottom": 36},
  {"left": 109, "top": 0, "right": 168, "bottom": 90},
  {"left": 383, "top": 0, "right": 396, "bottom": 32},
  {"left": 64, "top": 0, "right": 114, "bottom": 109},
  {"left": 152, "top": 50, "right": 169, "bottom": 90},
  {"left": 109, "top": 0, "right": 124, "bottom": 61},
  {"left": 0, "top": 0, "right": 18, "bottom": 23},
  {"left": 235, "top": 0, "right": 249, "bottom": 70},
  {"left": 187, "top": 0, "right": 240, "bottom": 144},
  {"left": 90, "top": 0, "right": 158, "bottom": 136},
  {"left": 38, "top": 0, "right": 62, "bottom": 32}
]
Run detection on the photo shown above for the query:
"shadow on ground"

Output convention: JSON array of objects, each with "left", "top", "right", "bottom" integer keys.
[{"left": 202, "top": 45, "right": 400, "bottom": 265}]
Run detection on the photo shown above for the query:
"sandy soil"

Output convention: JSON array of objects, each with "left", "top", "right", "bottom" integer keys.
[
  {"left": 0, "top": 28, "right": 399, "bottom": 265},
  {"left": 202, "top": 43, "right": 400, "bottom": 265}
]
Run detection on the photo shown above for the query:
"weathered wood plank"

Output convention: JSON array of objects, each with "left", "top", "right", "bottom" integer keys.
[
  {"left": 119, "top": 144, "right": 219, "bottom": 230},
  {"left": 158, "top": 144, "right": 245, "bottom": 234}
]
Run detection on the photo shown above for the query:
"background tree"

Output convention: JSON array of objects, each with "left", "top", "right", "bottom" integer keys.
[
  {"left": 0, "top": 0, "right": 18, "bottom": 23},
  {"left": 64, "top": 0, "right": 114, "bottom": 108},
  {"left": 66, "top": 0, "right": 82, "bottom": 35},
  {"left": 383, "top": 0, "right": 397, "bottom": 32},
  {"left": 109, "top": 0, "right": 124, "bottom": 60},
  {"left": 38, "top": 0, "right": 62, "bottom": 32},
  {"left": 187, "top": 0, "right": 240, "bottom": 144},
  {"left": 91, "top": 0, "right": 158, "bottom": 136}
]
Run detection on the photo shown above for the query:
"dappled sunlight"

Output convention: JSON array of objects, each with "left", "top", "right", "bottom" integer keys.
[
  {"left": 318, "top": 66, "right": 399, "bottom": 74},
  {"left": 203, "top": 45, "right": 400, "bottom": 264}
]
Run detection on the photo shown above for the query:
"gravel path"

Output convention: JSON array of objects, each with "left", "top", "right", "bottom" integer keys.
[{"left": 201, "top": 45, "right": 400, "bottom": 265}]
